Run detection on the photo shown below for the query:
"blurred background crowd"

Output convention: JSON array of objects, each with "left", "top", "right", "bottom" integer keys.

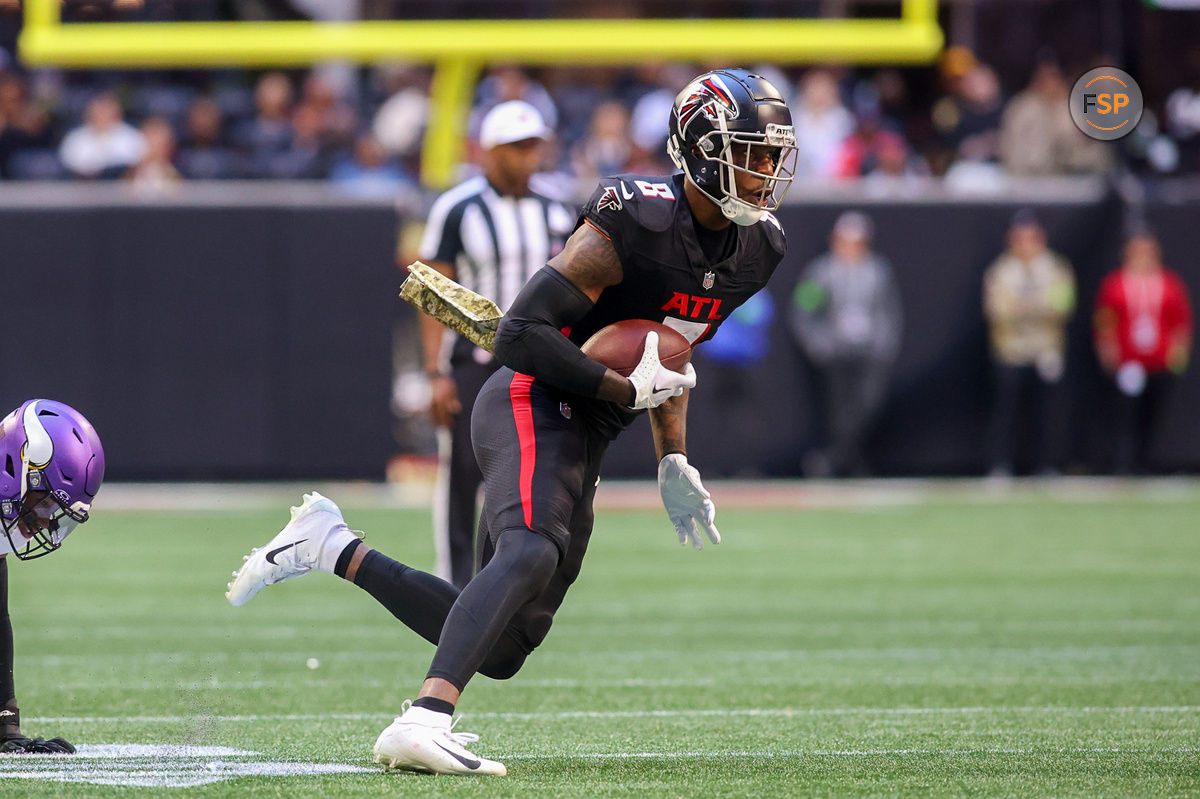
[{"left": 0, "top": 0, "right": 1198, "bottom": 195}]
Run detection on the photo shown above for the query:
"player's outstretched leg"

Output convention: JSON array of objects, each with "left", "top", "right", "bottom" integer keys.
[
  {"left": 373, "top": 700, "right": 506, "bottom": 776},
  {"left": 225, "top": 492, "right": 361, "bottom": 606}
]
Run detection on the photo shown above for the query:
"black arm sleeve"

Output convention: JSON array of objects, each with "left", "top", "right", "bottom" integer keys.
[
  {"left": 494, "top": 266, "right": 610, "bottom": 397},
  {"left": 0, "top": 558, "right": 16, "bottom": 736}
]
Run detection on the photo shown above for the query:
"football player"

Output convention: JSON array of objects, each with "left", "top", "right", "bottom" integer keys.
[
  {"left": 227, "top": 68, "right": 795, "bottom": 776},
  {"left": 0, "top": 399, "right": 105, "bottom": 754}
]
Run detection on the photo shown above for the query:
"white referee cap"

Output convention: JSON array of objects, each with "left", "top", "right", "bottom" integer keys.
[{"left": 479, "top": 100, "right": 551, "bottom": 149}]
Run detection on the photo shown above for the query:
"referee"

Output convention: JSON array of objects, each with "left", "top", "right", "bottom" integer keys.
[{"left": 418, "top": 100, "right": 574, "bottom": 588}]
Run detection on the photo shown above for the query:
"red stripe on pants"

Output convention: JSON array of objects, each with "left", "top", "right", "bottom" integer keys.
[{"left": 509, "top": 372, "right": 537, "bottom": 529}]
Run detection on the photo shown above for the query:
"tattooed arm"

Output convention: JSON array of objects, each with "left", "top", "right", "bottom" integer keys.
[
  {"left": 649, "top": 381, "right": 690, "bottom": 460},
  {"left": 493, "top": 222, "right": 635, "bottom": 403},
  {"left": 652, "top": 381, "right": 721, "bottom": 549}
]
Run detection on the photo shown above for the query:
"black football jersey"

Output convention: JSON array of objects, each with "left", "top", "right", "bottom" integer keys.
[{"left": 567, "top": 171, "right": 787, "bottom": 439}]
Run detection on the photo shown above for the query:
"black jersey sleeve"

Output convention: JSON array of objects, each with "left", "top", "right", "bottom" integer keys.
[
  {"left": 579, "top": 178, "right": 634, "bottom": 264},
  {"left": 579, "top": 175, "right": 679, "bottom": 267},
  {"left": 494, "top": 266, "right": 610, "bottom": 398}
]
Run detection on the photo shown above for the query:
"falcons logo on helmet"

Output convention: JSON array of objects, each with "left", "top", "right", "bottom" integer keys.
[{"left": 677, "top": 74, "right": 740, "bottom": 132}]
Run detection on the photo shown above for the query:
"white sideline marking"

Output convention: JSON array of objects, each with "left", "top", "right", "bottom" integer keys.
[
  {"left": 504, "top": 746, "right": 1200, "bottom": 760},
  {"left": 0, "top": 744, "right": 373, "bottom": 788},
  {"left": 32, "top": 705, "right": 1200, "bottom": 725}
]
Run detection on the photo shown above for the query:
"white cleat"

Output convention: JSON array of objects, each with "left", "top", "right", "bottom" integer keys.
[
  {"left": 225, "top": 492, "right": 360, "bottom": 607},
  {"left": 373, "top": 702, "right": 507, "bottom": 776}
]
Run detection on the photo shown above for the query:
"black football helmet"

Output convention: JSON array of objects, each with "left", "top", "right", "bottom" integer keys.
[{"left": 667, "top": 69, "right": 797, "bottom": 226}]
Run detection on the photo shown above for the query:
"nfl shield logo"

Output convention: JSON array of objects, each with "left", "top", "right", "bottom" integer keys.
[{"left": 702, "top": 270, "right": 715, "bottom": 290}]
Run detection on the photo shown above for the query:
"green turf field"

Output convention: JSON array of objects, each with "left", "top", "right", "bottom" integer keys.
[{"left": 2, "top": 485, "right": 1198, "bottom": 796}]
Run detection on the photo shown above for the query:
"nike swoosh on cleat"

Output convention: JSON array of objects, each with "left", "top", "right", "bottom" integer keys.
[
  {"left": 435, "top": 741, "right": 481, "bottom": 770},
  {"left": 265, "top": 539, "right": 307, "bottom": 564}
]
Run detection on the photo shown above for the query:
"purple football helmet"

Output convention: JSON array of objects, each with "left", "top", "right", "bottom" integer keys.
[{"left": 0, "top": 399, "right": 104, "bottom": 560}]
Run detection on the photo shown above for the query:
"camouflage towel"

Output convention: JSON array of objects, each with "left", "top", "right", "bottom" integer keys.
[{"left": 399, "top": 261, "right": 503, "bottom": 354}]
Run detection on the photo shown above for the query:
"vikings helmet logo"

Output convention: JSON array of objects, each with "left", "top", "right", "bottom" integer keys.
[{"left": 677, "top": 74, "right": 740, "bottom": 133}]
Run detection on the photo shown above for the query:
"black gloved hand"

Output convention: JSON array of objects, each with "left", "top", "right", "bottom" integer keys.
[{"left": 0, "top": 733, "right": 76, "bottom": 754}]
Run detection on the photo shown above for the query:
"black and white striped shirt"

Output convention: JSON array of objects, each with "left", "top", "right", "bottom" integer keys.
[{"left": 419, "top": 174, "right": 575, "bottom": 318}]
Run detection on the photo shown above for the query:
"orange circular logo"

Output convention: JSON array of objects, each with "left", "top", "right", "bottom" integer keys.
[{"left": 1070, "top": 67, "right": 1143, "bottom": 141}]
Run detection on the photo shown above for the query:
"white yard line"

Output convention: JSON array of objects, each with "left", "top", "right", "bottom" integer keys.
[
  {"left": 31, "top": 705, "right": 1200, "bottom": 725},
  {"left": 0, "top": 745, "right": 374, "bottom": 788}
]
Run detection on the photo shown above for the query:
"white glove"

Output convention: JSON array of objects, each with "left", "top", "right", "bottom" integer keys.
[
  {"left": 658, "top": 453, "right": 721, "bottom": 549},
  {"left": 627, "top": 331, "right": 697, "bottom": 410}
]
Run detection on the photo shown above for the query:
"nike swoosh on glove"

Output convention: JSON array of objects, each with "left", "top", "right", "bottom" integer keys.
[
  {"left": 658, "top": 453, "right": 721, "bottom": 549},
  {"left": 627, "top": 331, "right": 697, "bottom": 410},
  {"left": 0, "top": 734, "right": 76, "bottom": 754}
]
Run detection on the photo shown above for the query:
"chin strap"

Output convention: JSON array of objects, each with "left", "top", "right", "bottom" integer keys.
[
  {"left": 719, "top": 197, "right": 765, "bottom": 227},
  {"left": 718, "top": 191, "right": 765, "bottom": 226}
]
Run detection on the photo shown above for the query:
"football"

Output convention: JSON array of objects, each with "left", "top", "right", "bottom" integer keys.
[{"left": 580, "top": 319, "right": 692, "bottom": 377}]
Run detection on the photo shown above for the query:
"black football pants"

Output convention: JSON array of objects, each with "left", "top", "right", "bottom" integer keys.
[
  {"left": 435, "top": 357, "right": 497, "bottom": 589},
  {"left": 0, "top": 558, "right": 16, "bottom": 734},
  {"left": 354, "top": 368, "right": 606, "bottom": 691}
]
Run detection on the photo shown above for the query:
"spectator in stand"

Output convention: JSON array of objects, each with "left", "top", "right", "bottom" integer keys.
[
  {"left": 235, "top": 72, "right": 294, "bottom": 177},
  {"left": 1166, "top": 66, "right": 1200, "bottom": 174},
  {"left": 1094, "top": 231, "right": 1193, "bottom": 474},
  {"left": 329, "top": 131, "right": 413, "bottom": 198},
  {"left": 934, "top": 62, "right": 1003, "bottom": 164},
  {"left": 834, "top": 110, "right": 908, "bottom": 179},
  {"left": 937, "top": 62, "right": 1015, "bottom": 192},
  {"left": 866, "top": 69, "right": 916, "bottom": 138},
  {"left": 983, "top": 210, "right": 1076, "bottom": 477},
  {"left": 298, "top": 71, "right": 358, "bottom": 153},
  {"left": 927, "top": 47, "right": 975, "bottom": 174},
  {"left": 790, "top": 211, "right": 903, "bottom": 477},
  {"left": 125, "top": 115, "right": 181, "bottom": 193},
  {"left": 0, "top": 71, "right": 53, "bottom": 178},
  {"left": 177, "top": 96, "right": 241, "bottom": 179},
  {"left": 570, "top": 100, "right": 639, "bottom": 179},
  {"left": 371, "top": 63, "right": 430, "bottom": 169},
  {"left": 468, "top": 66, "right": 557, "bottom": 144},
  {"left": 628, "top": 63, "right": 694, "bottom": 175},
  {"left": 792, "top": 68, "right": 855, "bottom": 180},
  {"left": 546, "top": 66, "right": 617, "bottom": 150},
  {"left": 1000, "top": 60, "right": 1112, "bottom": 176},
  {"left": 58, "top": 92, "right": 145, "bottom": 179},
  {"left": 264, "top": 102, "right": 325, "bottom": 179},
  {"left": 859, "top": 124, "right": 929, "bottom": 197}
]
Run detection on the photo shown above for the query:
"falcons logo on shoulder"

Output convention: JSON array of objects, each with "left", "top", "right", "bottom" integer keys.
[
  {"left": 596, "top": 185, "right": 622, "bottom": 212},
  {"left": 677, "top": 74, "right": 739, "bottom": 132}
]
